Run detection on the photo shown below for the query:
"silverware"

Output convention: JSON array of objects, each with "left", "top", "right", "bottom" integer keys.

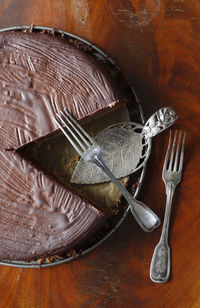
[
  {"left": 142, "top": 107, "right": 177, "bottom": 139},
  {"left": 54, "top": 109, "right": 161, "bottom": 232},
  {"left": 150, "top": 130, "right": 186, "bottom": 283}
]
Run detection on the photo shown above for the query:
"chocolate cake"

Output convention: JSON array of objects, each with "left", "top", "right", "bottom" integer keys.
[{"left": 0, "top": 28, "right": 136, "bottom": 262}]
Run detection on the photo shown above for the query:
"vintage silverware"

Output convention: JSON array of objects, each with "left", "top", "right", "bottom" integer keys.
[
  {"left": 150, "top": 130, "right": 186, "bottom": 283},
  {"left": 142, "top": 107, "right": 177, "bottom": 139},
  {"left": 71, "top": 107, "right": 177, "bottom": 184},
  {"left": 53, "top": 109, "right": 161, "bottom": 233}
]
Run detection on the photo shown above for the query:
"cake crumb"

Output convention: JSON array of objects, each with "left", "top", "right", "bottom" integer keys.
[
  {"left": 64, "top": 154, "right": 80, "bottom": 170},
  {"left": 66, "top": 249, "right": 77, "bottom": 257},
  {"left": 108, "top": 100, "right": 119, "bottom": 108}
]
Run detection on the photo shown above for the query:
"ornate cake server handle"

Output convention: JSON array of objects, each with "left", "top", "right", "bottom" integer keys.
[
  {"left": 150, "top": 131, "right": 186, "bottom": 283},
  {"left": 142, "top": 107, "right": 177, "bottom": 139}
]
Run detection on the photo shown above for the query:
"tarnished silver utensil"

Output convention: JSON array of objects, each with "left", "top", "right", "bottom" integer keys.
[
  {"left": 71, "top": 107, "right": 178, "bottom": 185},
  {"left": 150, "top": 130, "right": 186, "bottom": 283}
]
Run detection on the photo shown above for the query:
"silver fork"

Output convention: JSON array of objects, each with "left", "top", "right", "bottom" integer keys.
[
  {"left": 54, "top": 109, "right": 161, "bottom": 232},
  {"left": 150, "top": 130, "right": 186, "bottom": 283}
]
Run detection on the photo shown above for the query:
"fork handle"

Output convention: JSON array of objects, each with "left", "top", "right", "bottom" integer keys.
[
  {"left": 150, "top": 241, "right": 170, "bottom": 283},
  {"left": 150, "top": 182, "right": 175, "bottom": 282},
  {"left": 92, "top": 154, "right": 160, "bottom": 232}
]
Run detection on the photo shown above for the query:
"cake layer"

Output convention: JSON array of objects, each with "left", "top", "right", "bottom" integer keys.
[{"left": 0, "top": 29, "right": 134, "bottom": 261}]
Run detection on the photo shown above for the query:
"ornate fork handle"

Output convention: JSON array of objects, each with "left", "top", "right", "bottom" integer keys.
[
  {"left": 150, "top": 182, "right": 175, "bottom": 282},
  {"left": 91, "top": 151, "right": 160, "bottom": 233}
]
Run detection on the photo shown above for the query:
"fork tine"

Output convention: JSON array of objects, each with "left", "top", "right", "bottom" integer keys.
[
  {"left": 178, "top": 132, "right": 186, "bottom": 173},
  {"left": 53, "top": 117, "right": 83, "bottom": 156},
  {"left": 168, "top": 130, "right": 177, "bottom": 171},
  {"left": 163, "top": 130, "right": 171, "bottom": 172},
  {"left": 173, "top": 131, "right": 182, "bottom": 171},
  {"left": 63, "top": 109, "right": 95, "bottom": 145},
  {"left": 58, "top": 111, "right": 88, "bottom": 151},
  {"left": 60, "top": 110, "right": 91, "bottom": 148}
]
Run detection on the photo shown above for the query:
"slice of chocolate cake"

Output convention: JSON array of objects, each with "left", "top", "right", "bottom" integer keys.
[{"left": 0, "top": 28, "right": 137, "bottom": 261}]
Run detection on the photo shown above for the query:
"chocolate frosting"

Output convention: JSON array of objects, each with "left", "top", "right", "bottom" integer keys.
[{"left": 0, "top": 30, "right": 127, "bottom": 261}]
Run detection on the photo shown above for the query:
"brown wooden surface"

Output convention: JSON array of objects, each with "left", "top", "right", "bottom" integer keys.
[{"left": 0, "top": 0, "right": 199, "bottom": 307}]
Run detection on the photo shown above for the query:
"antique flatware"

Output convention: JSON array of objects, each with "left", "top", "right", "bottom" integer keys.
[
  {"left": 150, "top": 130, "right": 186, "bottom": 283},
  {"left": 142, "top": 107, "right": 177, "bottom": 139},
  {"left": 54, "top": 109, "right": 161, "bottom": 232},
  {"left": 71, "top": 107, "right": 177, "bottom": 185}
]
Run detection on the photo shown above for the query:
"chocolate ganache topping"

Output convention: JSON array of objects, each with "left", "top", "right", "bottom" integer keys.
[{"left": 0, "top": 29, "right": 131, "bottom": 261}]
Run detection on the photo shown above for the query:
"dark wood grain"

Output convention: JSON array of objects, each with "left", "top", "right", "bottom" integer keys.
[{"left": 0, "top": 0, "right": 199, "bottom": 307}]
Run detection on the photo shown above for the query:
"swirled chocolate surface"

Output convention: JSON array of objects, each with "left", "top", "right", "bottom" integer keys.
[{"left": 0, "top": 30, "right": 130, "bottom": 261}]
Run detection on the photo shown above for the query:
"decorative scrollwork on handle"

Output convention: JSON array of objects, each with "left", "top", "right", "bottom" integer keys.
[
  {"left": 143, "top": 107, "right": 177, "bottom": 139},
  {"left": 150, "top": 243, "right": 170, "bottom": 283}
]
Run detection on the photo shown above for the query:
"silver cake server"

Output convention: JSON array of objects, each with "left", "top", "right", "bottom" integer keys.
[{"left": 70, "top": 107, "right": 178, "bottom": 185}]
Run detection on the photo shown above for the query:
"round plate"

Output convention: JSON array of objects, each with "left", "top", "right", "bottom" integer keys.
[{"left": 0, "top": 26, "right": 150, "bottom": 268}]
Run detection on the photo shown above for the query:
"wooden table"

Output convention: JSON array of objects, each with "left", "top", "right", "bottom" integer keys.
[{"left": 0, "top": 1, "right": 199, "bottom": 307}]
